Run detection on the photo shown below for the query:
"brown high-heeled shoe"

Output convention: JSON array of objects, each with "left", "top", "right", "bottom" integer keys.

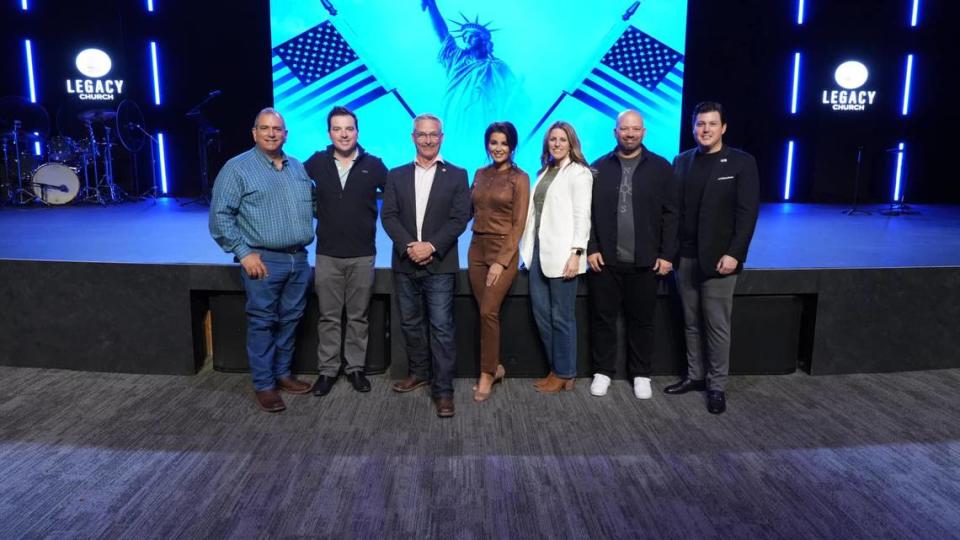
[
  {"left": 533, "top": 371, "right": 556, "bottom": 388},
  {"left": 536, "top": 376, "right": 575, "bottom": 393},
  {"left": 474, "top": 364, "right": 506, "bottom": 402}
]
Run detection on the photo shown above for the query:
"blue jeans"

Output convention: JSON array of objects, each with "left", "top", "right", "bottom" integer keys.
[
  {"left": 527, "top": 248, "right": 579, "bottom": 378},
  {"left": 240, "top": 249, "right": 311, "bottom": 391},
  {"left": 393, "top": 271, "right": 456, "bottom": 398}
]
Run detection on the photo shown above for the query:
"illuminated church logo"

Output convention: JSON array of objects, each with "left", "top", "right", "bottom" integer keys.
[
  {"left": 67, "top": 48, "right": 124, "bottom": 101},
  {"left": 822, "top": 60, "right": 875, "bottom": 111}
]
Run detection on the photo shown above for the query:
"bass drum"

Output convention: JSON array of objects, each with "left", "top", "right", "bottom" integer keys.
[{"left": 31, "top": 162, "right": 80, "bottom": 205}]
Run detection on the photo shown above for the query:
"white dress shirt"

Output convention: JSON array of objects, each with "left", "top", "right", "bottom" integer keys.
[{"left": 414, "top": 155, "right": 443, "bottom": 241}]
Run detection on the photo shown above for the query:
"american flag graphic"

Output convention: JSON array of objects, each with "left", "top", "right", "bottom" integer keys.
[
  {"left": 571, "top": 26, "right": 684, "bottom": 124},
  {"left": 272, "top": 21, "right": 388, "bottom": 117}
]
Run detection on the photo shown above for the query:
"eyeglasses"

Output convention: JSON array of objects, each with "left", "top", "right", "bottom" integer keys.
[{"left": 414, "top": 131, "right": 441, "bottom": 141}]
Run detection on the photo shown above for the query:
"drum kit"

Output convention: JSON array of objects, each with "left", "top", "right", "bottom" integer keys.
[{"left": 1, "top": 96, "right": 153, "bottom": 206}]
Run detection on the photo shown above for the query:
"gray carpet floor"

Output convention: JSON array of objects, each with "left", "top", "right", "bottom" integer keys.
[{"left": 1, "top": 365, "right": 960, "bottom": 539}]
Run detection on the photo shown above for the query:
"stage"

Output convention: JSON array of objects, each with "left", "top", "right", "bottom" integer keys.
[{"left": 1, "top": 201, "right": 959, "bottom": 378}]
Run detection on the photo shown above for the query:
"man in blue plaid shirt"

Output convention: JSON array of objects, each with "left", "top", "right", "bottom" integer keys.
[{"left": 210, "top": 108, "right": 315, "bottom": 413}]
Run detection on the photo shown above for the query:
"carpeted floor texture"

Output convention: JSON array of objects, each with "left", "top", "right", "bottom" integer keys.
[{"left": 1, "top": 365, "right": 959, "bottom": 539}]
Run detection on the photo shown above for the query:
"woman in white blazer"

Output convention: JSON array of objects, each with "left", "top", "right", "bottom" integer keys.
[{"left": 519, "top": 121, "right": 593, "bottom": 392}]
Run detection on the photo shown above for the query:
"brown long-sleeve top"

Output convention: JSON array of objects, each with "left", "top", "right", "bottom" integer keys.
[{"left": 471, "top": 165, "right": 530, "bottom": 267}]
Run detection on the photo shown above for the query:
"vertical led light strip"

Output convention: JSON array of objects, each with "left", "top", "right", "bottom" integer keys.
[
  {"left": 901, "top": 54, "right": 913, "bottom": 116},
  {"left": 24, "top": 40, "right": 37, "bottom": 103},
  {"left": 910, "top": 0, "right": 920, "bottom": 27},
  {"left": 150, "top": 41, "right": 162, "bottom": 105},
  {"left": 892, "top": 143, "right": 905, "bottom": 202},
  {"left": 797, "top": 0, "right": 805, "bottom": 25},
  {"left": 790, "top": 52, "right": 801, "bottom": 114},
  {"left": 147, "top": 0, "right": 155, "bottom": 12},
  {"left": 784, "top": 141, "right": 795, "bottom": 201},
  {"left": 157, "top": 133, "right": 169, "bottom": 194},
  {"left": 21, "top": 0, "right": 29, "bottom": 10}
]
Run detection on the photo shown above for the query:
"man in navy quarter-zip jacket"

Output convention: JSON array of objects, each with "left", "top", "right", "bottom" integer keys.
[
  {"left": 664, "top": 101, "right": 759, "bottom": 415},
  {"left": 303, "top": 106, "right": 388, "bottom": 398}
]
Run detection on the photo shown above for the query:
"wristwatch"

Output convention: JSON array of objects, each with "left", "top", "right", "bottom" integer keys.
[{"left": 572, "top": 248, "right": 583, "bottom": 256}]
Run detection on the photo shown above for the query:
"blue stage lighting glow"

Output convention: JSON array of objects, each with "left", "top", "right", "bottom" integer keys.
[
  {"left": 150, "top": 41, "right": 161, "bottom": 105},
  {"left": 158, "top": 132, "right": 169, "bottom": 194},
  {"left": 901, "top": 54, "right": 913, "bottom": 116},
  {"left": 797, "top": 0, "right": 805, "bottom": 25},
  {"left": 910, "top": 0, "right": 919, "bottom": 27},
  {"left": 21, "top": 0, "right": 28, "bottom": 10},
  {"left": 784, "top": 140, "right": 795, "bottom": 200},
  {"left": 24, "top": 40, "right": 37, "bottom": 103},
  {"left": 893, "top": 142, "right": 905, "bottom": 202},
  {"left": 147, "top": 0, "right": 155, "bottom": 12},
  {"left": 790, "top": 52, "right": 801, "bottom": 114}
]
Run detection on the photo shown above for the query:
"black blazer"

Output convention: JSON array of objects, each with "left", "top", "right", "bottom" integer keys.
[
  {"left": 303, "top": 144, "right": 387, "bottom": 257},
  {"left": 588, "top": 146, "right": 679, "bottom": 267},
  {"left": 672, "top": 145, "right": 760, "bottom": 277},
  {"left": 381, "top": 160, "right": 470, "bottom": 274}
]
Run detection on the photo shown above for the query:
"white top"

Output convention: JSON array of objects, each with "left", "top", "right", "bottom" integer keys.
[{"left": 414, "top": 155, "right": 443, "bottom": 241}]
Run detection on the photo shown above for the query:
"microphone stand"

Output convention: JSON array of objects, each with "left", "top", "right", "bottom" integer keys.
[
  {"left": 880, "top": 145, "right": 919, "bottom": 216},
  {"left": 129, "top": 123, "right": 160, "bottom": 205}
]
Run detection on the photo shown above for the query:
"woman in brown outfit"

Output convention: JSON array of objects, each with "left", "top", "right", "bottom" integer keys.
[{"left": 469, "top": 121, "right": 530, "bottom": 402}]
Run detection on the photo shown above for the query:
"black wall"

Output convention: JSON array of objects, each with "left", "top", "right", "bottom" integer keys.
[{"left": 1, "top": 0, "right": 953, "bottom": 202}]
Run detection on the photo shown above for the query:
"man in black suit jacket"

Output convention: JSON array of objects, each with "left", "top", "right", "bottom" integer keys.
[
  {"left": 586, "top": 110, "right": 678, "bottom": 401},
  {"left": 664, "top": 101, "right": 760, "bottom": 414},
  {"left": 380, "top": 113, "right": 470, "bottom": 418}
]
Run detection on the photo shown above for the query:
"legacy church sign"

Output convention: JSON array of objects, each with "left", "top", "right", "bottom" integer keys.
[
  {"left": 821, "top": 60, "right": 876, "bottom": 112},
  {"left": 66, "top": 48, "right": 125, "bottom": 101}
]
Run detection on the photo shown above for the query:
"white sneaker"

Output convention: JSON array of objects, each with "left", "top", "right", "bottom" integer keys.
[
  {"left": 633, "top": 377, "right": 652, "bottom": 399},
  {"left": 590, "top": 373, "right": 611, "bottom": 396}
]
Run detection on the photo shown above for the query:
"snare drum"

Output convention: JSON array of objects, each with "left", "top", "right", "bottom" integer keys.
[
  {"left": 31, "top": 162, "right": 80, "bottom": 205},
  {"left": 47, "top": 136, "right": 76, "bottom": 162}
]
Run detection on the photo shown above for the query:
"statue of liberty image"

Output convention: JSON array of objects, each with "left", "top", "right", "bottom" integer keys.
[{"left": 421, "top": 0, "right": 521, "bottom": 143}]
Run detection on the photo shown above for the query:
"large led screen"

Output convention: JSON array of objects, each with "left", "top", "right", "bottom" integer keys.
[{"left": 270, "top": 0, "right": 687, "bottom": 174}]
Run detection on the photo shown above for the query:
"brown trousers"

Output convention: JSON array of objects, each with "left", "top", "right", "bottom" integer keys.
[{"left": 467, "top": 234, "right": 519, "bottom": 375}]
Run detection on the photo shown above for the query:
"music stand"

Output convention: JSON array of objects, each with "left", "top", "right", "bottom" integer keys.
[{"left": 180, "top": 91, "right": 221, "bottom": 206}]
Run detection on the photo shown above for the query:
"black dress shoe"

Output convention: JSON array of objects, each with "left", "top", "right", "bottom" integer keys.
[
  {"left": 663, "top": 378, "right": 706, "bottom": 395},
  {"left": 707, "top": 390, "right": 726, "bottom": 414},
  {"left": 347, "top": 371, "right": 371, "bottom": 393},
  {"left": 312, "top": 375, "right": 337, "bottom": 397}
]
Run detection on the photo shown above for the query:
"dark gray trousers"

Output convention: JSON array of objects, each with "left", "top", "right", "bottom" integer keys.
[
  {"left": 314, "top": 254, "right": 375, "bottom": 376},
  {"left": 676, "top": 257, "right": 738, "bottom": 391}
]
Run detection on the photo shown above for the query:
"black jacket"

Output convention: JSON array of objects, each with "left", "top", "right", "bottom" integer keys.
[
  {"left": 380, "top": 160, "right": 470, "bottom": 274},
  {"left": 303, "top": 144, "right": 387, "bottom": 257},
  {"left": 588, "top": 146, "right": 679, "bottom": 267},
  {"left": 672, "top": 145, "right": 760, "bottom": 276}
]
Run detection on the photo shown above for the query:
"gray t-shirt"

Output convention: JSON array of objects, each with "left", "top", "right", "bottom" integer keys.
[{"left": 616, "top": 154, "right": 641, "bottom": 263}]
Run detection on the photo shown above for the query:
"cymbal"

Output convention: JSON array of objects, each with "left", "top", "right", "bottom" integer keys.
[
  {"left": 78, "top": 109, "right": 118, "bottom": 123},
  {"left": 0, "top": 95, "right": 50, "bottom": 136}
]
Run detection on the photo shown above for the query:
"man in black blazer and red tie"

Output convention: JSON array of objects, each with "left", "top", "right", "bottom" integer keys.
[
  {"left": 665, "top": 101, "right": 760, "bottom": 414},
  {"left": 381, "top": 113, "right": 470, "bottom": 418}
]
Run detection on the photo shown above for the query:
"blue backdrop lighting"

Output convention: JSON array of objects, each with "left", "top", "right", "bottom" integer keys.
[{"left": 269, "top": 0, "right": 688, "bottom": 174}]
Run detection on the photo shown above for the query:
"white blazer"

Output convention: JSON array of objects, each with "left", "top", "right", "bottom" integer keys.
[{"left": 519, "top": 160, "right": 593, "bottom": 278}]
